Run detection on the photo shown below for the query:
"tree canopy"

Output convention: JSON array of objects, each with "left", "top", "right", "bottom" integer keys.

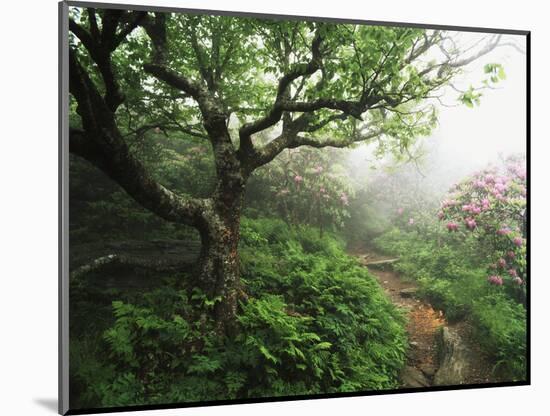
[{"left": 69, "top": 8, "right": 504, "bottom": 210}]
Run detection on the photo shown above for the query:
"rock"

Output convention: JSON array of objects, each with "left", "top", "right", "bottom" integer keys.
[
  {"left": 366, "top": 258, "right": 400, "bottom": 270},
  {"left": 433, "top": 326, "right": 472, "bottom": 386},
  {"left": 400, "top": 365, "right": 430, "bottom": 388},
  {"left": 400, "top": 287, "right": 418, "bottom": 298},
  {"left": 419, "top": 364, "right": 436, "bottom": 378},
  {"left": 406, "top": 342, "right": 419, "bottom": 359}
]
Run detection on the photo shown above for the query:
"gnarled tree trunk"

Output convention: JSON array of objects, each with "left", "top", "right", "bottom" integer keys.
[{"left": 196, "top": 190, "right": 245, "bottom": 331}]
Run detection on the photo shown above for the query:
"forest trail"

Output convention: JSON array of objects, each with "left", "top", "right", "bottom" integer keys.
[{"left": 349, "top": 248, "right": 496, "bottom": 388}]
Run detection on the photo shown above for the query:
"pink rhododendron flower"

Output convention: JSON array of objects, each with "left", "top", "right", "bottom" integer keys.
[
  {"left": 497, "top": 227, "right": 511, "bottom": 236},
  {"left": 441, "top": 199, "right": 456, "bottom": 208},
  {"left": 491, "top": 190, "right": 502, "bottom": 199},
  {"left": 319, "top": 187, "right": 326, "bottom": 194},
  {"left": 512, "top": 277, "right": 523, "bottom": 285},
  {"left": 508, "top": 269, "right": 518, "bottom": 277},
  {"left": 513, "top": 237, "right": 523, "bottom": 247},
  {"left": 446, "top": 222, "right": 459, "bottom": 232},
  {"left": 408, "top": 218, "right": 414, "bottom": 225},
  {"left": 487, "top": 275, "right": 504, "bottom": 286},
  {"left": 437, "top": 211, "right": 444, "bottom": 220},
  {"left": 293, "top": 175, "right": 303, "bottom": 184},
  {"left": 497, "top": 258, "right": 507, "bottom": 268},
  {"left": 340, "top": 193, "right": 349, "bottom": 206},
  {"left": 465, "top": 218, "right": 477, "bottom": 230},
  {"left": 506, "top": 251, "right": 516, "bottom": 259},
  {"left": 485, "top": 174, "right": 495, "bottom": 184},
  {"left": 474, "top": 180, "right": 486, "bottom": 189}
]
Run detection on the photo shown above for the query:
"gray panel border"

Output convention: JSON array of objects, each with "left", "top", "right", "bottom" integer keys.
[
  {"left": 59, "top": 1, "right": 70, "bottom": 415},
  {"left": 64, "top": 0, "right": 529, "bottom": 35}
]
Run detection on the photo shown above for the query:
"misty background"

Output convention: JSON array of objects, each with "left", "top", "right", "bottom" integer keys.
[{"left": 347, "top": 33, "right": 526, "bottom": 200}]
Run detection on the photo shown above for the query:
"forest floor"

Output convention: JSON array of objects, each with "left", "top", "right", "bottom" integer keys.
[{"left": 348, "top": 246, "right": 496, "bottom": 388}]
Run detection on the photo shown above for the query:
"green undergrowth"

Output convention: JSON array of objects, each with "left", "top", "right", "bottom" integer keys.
[
  {"left": 69, "top": 218, "right": 407, "bottom": 409},
  {"left": 374, "top": 228, "right": 526, "bottom": 381}
]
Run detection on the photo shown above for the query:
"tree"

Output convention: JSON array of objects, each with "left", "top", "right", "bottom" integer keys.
[{"left": 67, "top": 7, "right": 505, "bottom": 330}]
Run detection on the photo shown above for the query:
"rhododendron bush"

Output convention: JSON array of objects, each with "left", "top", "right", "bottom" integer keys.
[
  {"left": 438, "top": 156, "right": 527, "bottom": 292},
  {"left": 247, "top": 147, "right": 354, "bottom": 233}
]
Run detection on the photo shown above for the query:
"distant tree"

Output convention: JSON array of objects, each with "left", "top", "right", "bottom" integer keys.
[{"left": 67, "top": 7, "right": 505, "bottom": 329}]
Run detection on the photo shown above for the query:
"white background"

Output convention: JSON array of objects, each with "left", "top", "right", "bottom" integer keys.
[{"left": 1, "top": 0, "right": 547, "bottom": 415}]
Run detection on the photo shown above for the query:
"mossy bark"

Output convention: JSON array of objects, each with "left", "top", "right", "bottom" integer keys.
[{"left": 196, "top": 203, "right": 243, "bottom": 331}]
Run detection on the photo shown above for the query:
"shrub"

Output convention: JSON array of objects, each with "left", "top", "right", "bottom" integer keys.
[
  {"left": 70, "top": 218, "right": 407, "bottom": 408},
  {"left": 471, "top": 294, "right": 527, "bottom": 380},
  {"left": 240, "top": 220, "right": 408, "bottom": 394},
  {"left": 438, "top": 156, "right": 527, "bottom": 293}
]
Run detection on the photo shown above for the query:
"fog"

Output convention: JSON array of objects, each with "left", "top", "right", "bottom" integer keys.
[{"left": 347, "top": 33, "right": 527, "bottom": 199}]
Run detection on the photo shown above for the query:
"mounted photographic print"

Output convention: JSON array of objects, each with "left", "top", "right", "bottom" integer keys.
[{"left": 59, "top": 1, "right": 530, "bottom": 414}]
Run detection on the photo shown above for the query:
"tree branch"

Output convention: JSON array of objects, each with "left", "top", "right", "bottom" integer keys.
[
  {"left": 69, "top": 9, "right": 145, "bottom": 112},
  {"left": 69, "top": 50, "right": 210, "bottom": 227},
  {"left": 238, "top": 28, "right": 325, "bottom": 143},
  {"left": 290, "top": 129, "right": 382, "bottom": 148},
  {"left": 252, "top": 125, "right": 382, "bottom": 168},
  {"left": 87, "top": 8, "right": 100, "bottom": 39},
  {"left": 277, "top": 98, "right": 372, "bottom": 118},
  {"left": 71, "top": 251, "right": 195, "bottom": 281},
  {"left": 141, "top": 14, "right": 226, "bottom": 123},
  {"left": 114, "top": 11, "right": 147, "bottom": 48},
  {"left": 448, "top": 35, "right": 502, "bottom": 68},
  {"left": 189, "top": 23, "right": 215, "bottom": 91},
  {"left": 143, "top": 63, "right": 204, "bottom": 102},
  {"left": 139, "top": 14, "right": 244, "bottom": 202},
  {"left": 70, "top": 126, "right": 209, "bottom": 226},
  {"left": 121, "top": 122, "right": 208, "bottom": 141},
  {"left": 100, "top": 9, "right": 123, "bottom": 48}
]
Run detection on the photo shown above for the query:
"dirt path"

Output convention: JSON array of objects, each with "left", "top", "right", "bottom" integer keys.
[
  {"left": 351, "top": 250, "right": 496, "bottom": 388},
  {"left": 354, "top": 252, "right": 445, "bottom": 387}
]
